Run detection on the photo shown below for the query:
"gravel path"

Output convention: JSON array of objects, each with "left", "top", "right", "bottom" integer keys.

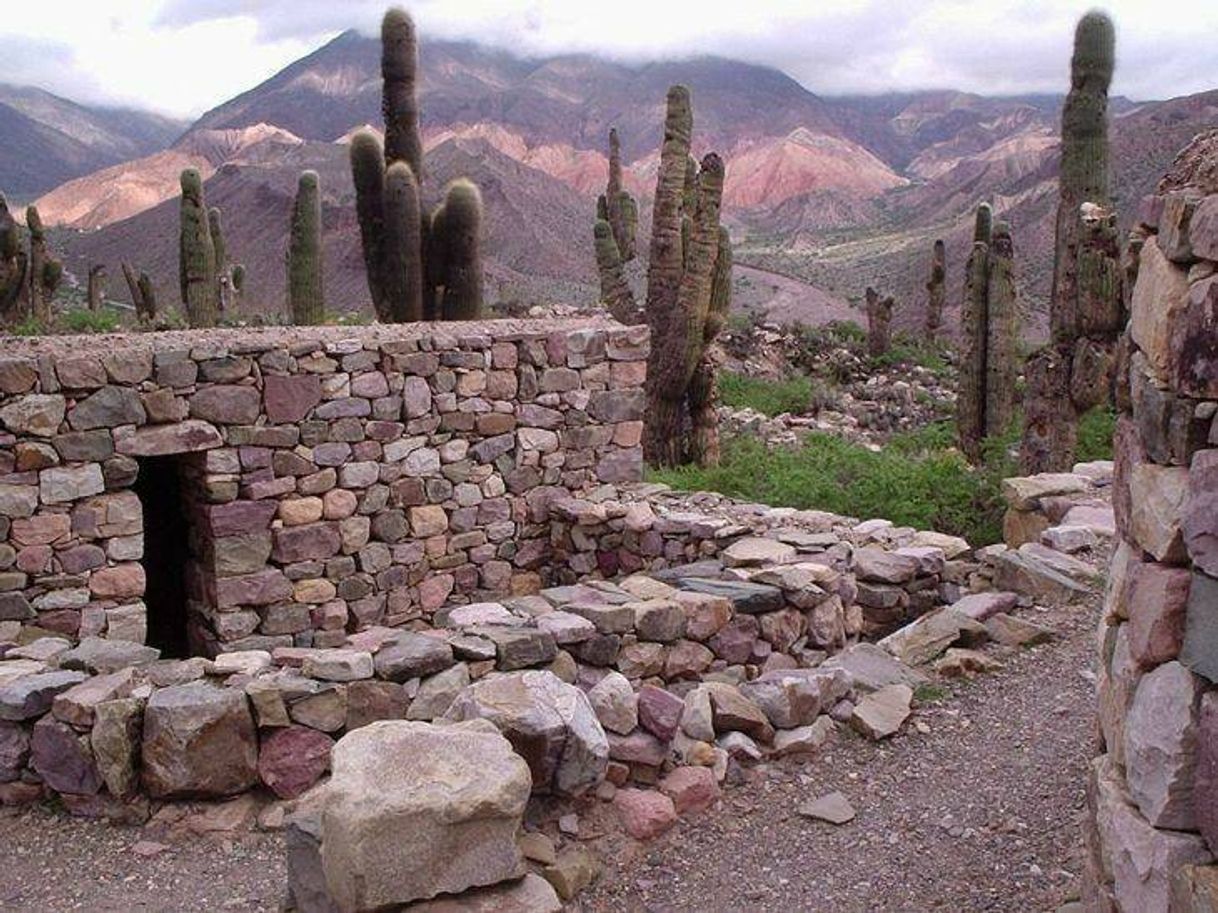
[
  {"left": 580, "top": 598, "right": 1098, "bottom": 913},
  {"left": 0, "top": 599, "right": 1096, "bottom": 913}
]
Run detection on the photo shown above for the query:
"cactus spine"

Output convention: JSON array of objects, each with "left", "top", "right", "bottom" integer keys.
[
  {"left": 926, "top": 239, "right": 946, "bottom": 338},
  {"left": 351, "top": 7, "right": 483, "bottom": 323},
  {"left": 179, "top": 168, "right": 218, "bottom": 327},
  {"left": 288, "top": 170, "right": 325, "bottom": 325},
  {"left": 1020, "top": 10, "right": 1120, "bottom": 472},
  {"left": 957, "top": 204, "right": 1020, "bottom": 463}
]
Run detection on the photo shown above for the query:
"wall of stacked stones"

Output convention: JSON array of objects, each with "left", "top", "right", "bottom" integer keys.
[
  {"left": 0, "top": 318, "right": 648, "bottom": 656},
  {"left": 1085, "top": 180, "right": 1218, "bottom": 911}
]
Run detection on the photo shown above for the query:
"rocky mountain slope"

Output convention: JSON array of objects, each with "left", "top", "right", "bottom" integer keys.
[
  {"left": 0, "top": 84, "right": 184, "bottom": 200},
  {"left": 9, "top": 30, "right": 1217, "bottom": 327}
]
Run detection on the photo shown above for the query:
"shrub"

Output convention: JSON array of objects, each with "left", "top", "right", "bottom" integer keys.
[
  {"left": 650, "top": 423, "right": 1011, "bottom": 546},
  {"left": 720, "top": 372, "right": 818, "bottom": 417},
  {"left": 61, "top": 308, "right": 120, "bottom": 334}
]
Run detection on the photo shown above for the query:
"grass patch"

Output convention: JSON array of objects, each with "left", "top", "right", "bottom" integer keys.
[
  {"left": 719, "top": 372, "right": 819, "bottom": 417},
  {"left": 1077, "top": 407, "right": 1117, "bottom": 462},
  {"left": 650, "top": 422, "right": 1011, "bottom": 545},
  {"left": 914, "top": 683, "right": 949, "bottom": 704}
]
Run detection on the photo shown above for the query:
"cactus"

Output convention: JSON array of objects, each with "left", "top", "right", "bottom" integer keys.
[
  {"left": 602, "top": 127, "right": 637, "bottom": 262},
  {"left": 24, "top": 206, "right": 59, "bottom": 326},
  {"left": 122, "top": 262, "right": 157, "bottom": 324},
  {"left": 87, "top": 264, "right": 106, "bottom": 313},
  {"left": 1020, "top": 11, "right": 1121, "bottom": 472},
  {"left": 179, "top": 168, "right": 218, "bottom": 327},
  {"left": 926, "top": 239, "right": 946, "bottom": 337},
  {"left": 287, "top": 171, "right": 325, "bottom": 325},
  {"left": 958, "top": 204, "right": 1021, "bottom": 463},
  {"left": 593, "top": 220, "right": 637, "bottom": 323},
  {"left": 864, "top": 287, "right": 894, "bottom": 357},
  {"left": 688, "top": 226, "right": 733, "bottom": 467},
  {"left": 436, "top": 179, "right": 483, "bottom": 320},
  {"left": 350, "top": 8, "right": 483, "bottom": 323}
]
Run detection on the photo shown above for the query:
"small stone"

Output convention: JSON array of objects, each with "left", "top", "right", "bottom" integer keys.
[
  {"left": 613, "top": 788, "right": 677, "bottom": 840},
  {"left": 586, "top": 671, "right": 638, "bottom": 735},
  {"left": 850, "top": 684, "right": 912, "bottom": 740},
  {"left": 984, "top": 613, "right": 1055, "bottom": 647},
  {"left": 798, "top": 790, "right": 856, "bottom": 825},
  {"left": 257, "top": 725, "right": 333, "bottom": 799},
  {"left": 659, "top": 765, "right": 720, "bottom": 814}
]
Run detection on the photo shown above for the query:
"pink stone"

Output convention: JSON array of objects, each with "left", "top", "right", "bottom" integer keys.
[
  {"left": 214, "top": 569, "right": 293, "bottom": 608},
  {"left": 1184, "top": 450, "right": 1218, "bottom": 578},
  {"left": 418, "top": 573, "right": 455, "bottom": 612},
  {"left": 637, "top": 684, "right": 685, "bottom": 742},
  {"left": 89, "top": 563, "right": 146, "bottom": 599},
  {"left": 263, "top": 374, "right": 322, "bottom": 423},
  {"left": 613, "top": 788, "right": 677, "bottom": 840},
  {"left": 58, "top": 544, "right": 106, "bottom": 575},
  {"left": 659, "top": 765, "right": 720, "bottom": 815},
  {"left": 1127, "top": 561, "right": 1191, "bottom": 669},
  {"left": 116, "top": 420, "right": 223, "bottom": 456},
  {"left": 272, "top": 522, "right": 342, "bottom": 562},
  {"left": 30, "top": 717, "right": 101, "bottom": 795},
  {"left": 10, "top": 514, "right": 71, "bottom": 547},
  {"left": 16, "top": 545, "right": 51, "bottom": 574},
  {"left": 189, "top": 385, "right": 261, "bottom": 424},
  {"left": 203, "top": 500, "right": 278, "bottom": 536},
  {"left": 257, "top": 725, "right": 333, "bottom": 799}
]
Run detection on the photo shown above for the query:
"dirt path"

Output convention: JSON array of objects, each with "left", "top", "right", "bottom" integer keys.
[
  {"left": 0, "top": 597, "right": 1096, "bottom": 913},
  {"left": 581, "top": 597, "right": 1098, "bottom": 913}
]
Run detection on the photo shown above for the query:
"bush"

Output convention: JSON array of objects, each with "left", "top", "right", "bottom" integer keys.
[
  {"left": 61, "top": 308, "right": 120, "bottom": 334},
  {"left": 720, "top": 372, "right": 819, "bottom": 417},
  {"left": 650, "top": 424, "right": 1010, "bottom": 546}
]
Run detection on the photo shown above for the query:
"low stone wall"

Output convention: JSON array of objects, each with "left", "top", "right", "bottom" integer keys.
[
  {"left": 1084, "top": 166, "right": 1218, "bottom": 910},
  {"left": 0, "top": 319, "right": 646, "bottom": 655}
]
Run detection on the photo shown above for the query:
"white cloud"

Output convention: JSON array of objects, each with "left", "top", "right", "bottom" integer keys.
[{"left": 2, "top": 0, "right": 1215, "bottom": 117}]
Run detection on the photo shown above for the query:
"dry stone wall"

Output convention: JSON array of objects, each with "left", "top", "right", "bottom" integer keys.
[
  {"left": 0, "top": 319, "right": 647, "bottom": 656},
  {"left": 1085, "top": 154, "right": 1218, "bottom": 911}
]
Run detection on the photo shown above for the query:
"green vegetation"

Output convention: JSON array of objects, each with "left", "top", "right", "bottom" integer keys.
[
  {"left": 1077, "top": 407, "right": 1117, "bottom": 462},
  {"left": 719, "top": 372, "right": 818, "bottom": 417},
  {"left": 870, "top": 335, "right": 951, "bottom": 376},
  {"left": 914, "top": 683, "right": 949, "bottom": 704}
]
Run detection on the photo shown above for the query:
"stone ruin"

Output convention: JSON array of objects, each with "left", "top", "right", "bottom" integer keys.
[
  {"left": 1084, "top": 139, "right": 1218, "bottom": 911},
  {"left": 0, "top": 309, "right": 1123, "bottom": 909}
]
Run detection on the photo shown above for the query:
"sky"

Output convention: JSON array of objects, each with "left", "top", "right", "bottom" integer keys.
[{"left": 2, "top": 0, "right": 1216, "bottom": 119}]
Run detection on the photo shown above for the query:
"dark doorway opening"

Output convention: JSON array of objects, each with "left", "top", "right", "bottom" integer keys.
[{"left": 133, "top": 456, "right": 190, "bottom": 658}]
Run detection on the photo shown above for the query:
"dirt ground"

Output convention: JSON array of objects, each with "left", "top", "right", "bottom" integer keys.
[{"left": 0, "top": 597, "right": 1096, "bottom": 913}]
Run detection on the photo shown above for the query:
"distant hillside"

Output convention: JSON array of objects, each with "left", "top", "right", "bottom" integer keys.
[{"left": 0, "top": 84, "right": 184, "bottom": 200}]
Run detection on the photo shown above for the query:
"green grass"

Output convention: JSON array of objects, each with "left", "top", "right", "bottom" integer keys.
[
  {"left": 719, "top": 372, "right": 819, "bottom": 417},
  {"left": 914, "top": 683, "right": 950, "bottom": 704},
  {"left": 651, "top": 423, "right": 1011, "bottom": 545},
  {"left": 61, "top": 308, "right": 121, "bottom": 334},
  {"left": 1077, "top": 407, "right": 1117, "bottom": 462}
]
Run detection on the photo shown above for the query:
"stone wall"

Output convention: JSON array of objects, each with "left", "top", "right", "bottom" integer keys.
[
  {"left": 0, "top": 319, "right": 647, "bottom": 657},
  {"left": 1084, "top": 151, "right": 1218, "bottom": 910}
]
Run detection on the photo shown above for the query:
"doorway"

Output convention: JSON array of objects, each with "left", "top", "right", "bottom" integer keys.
[{"left": 133, "top": 456, "right": 191, "bottom": 658}]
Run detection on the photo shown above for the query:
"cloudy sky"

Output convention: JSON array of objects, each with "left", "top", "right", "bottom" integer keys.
[{"left": 3, "top": 0, "right": 1216, "bottom": 118}]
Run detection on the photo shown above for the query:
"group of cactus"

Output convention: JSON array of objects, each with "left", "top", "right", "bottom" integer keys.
[
  {"left": 956, "top": 203, "right": 1019, "bottom": 463},
  {"left": 592, "top": 86, "right": 733, "bottom": 468},
  {"left": 1019, "top": 9, "right": 1123, "bottom": 473},
  {"left": 0, "top": 193, "right": 63, "bottom": 327},
  {"left": 349, "top": 7, "right": 484, "bottom": 324},
  {"left": 178, "top": 168, "right": 245, "bottom": 328}
]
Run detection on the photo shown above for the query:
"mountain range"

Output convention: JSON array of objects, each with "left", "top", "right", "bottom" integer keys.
[{"left": 5, "top": 28, "right": 1217, "bottom": 334}]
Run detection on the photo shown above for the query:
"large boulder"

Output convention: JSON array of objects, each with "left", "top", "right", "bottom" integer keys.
[
  {"left": 443, "top": 670, "right": 608, "bottom": 795},
  {"left": 141, "top": 681, "right": 258, "bottom": 798},
  {"left": 1124, "top": 660, "right": 1204, "bottom": 829},
  {"left": 316, "top": 719, "right": 531, "bottom": 910}
]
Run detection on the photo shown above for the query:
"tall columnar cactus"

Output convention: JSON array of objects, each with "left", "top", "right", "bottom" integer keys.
[
  {"left": 350, "top": 7, "right": 483, "bottom": 323},
  {"left": 435, "top": 179, "right": 484, "bottom": 320},
  {"left": 597, "top": 127, "right": 637, "bottom": 265},
  {"left": 179, "top": 168, "right": 219, "bottom": 327},
  {"left": 864, "top": 287, "right": 894, "bottom": 357},
  {"left": 24, "top": 206, "right": 60, "bottom": 326},
  {"left": 1020, "top": 11, "right": 1120, "bottom": 473},
  {"left": 87, "top": 264, "right": 106, "bottom": 312},
  {"left": 957, "top": 203, "right": 1021, "bottom": 463},
  {"left": 287, "top": 170, "right": 325, "bottom": 325},
  {"left": 0, "top": 194, "right": 27, "bottom": 323},
  {"left": 593, "top": 220, "right": 636, "bottom": 324},
  {"left": 688, "top": 226, "right": 733, "bottom": 467},
  {"left": 926, "top": 239, "right": 946, "bottom": 337},
  {"left": 121, "top": 262, "right": 157, "bottom": 324}
]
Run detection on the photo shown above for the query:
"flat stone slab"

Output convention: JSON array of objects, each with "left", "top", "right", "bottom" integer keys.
[
  {"left": 850, "top": 683, "right": 912, "bottom": 740},
  {"left": 798, "top": 790, "right": 856, "bottom": 825},
  {"left": 721, "top": 537, "right": 797, "bottom": 568},
  {"left": 58, "top": 637, "right": 160, "bottom": 674},
  {"left": 820, "top": 643, "right": 927, "bottom": 693},
  {"left": 0, "top": 670, "right": 87, "bottom": 721},
  {"left": 670, "top": 577, "right": 785, "bottom": 615}
]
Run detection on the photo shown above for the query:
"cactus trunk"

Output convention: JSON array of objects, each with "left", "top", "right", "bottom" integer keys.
[
  {"left": 288, "top": 170, "right": 326, "bottom": 325},
  {"left": 382, "top": 162, "right": 424, "bottom": 322},
  {"left": 594, "top": 220, "right": 638, "bottom": 324},
  {"left": 381, "top": 7, "right": 423, "bottom": 179},
  {"left": 25, "top": 206, "right": 48, "bottom": 325},
  {"left": 122, "top": 262, "right": 157, "bottom": 324},
  {"left": 436, "top": 179, "right": 484, "bottom": 321},
  {"left": 179, "top": 168, "right": 218, "bottom": 327},
  {"left": 87, "top": 265, "right": 106, "bottom": 313},
  {"left": 1021, "top": 11, "right": 1119, "bottom": 471},
  {"left": 688, "top": 226, "right": 733, "bottom": 468},
  {"left": 0, "top": 193, "right": 28, "bottom": 324},
  {"left": 865, "top": 286, "right": 893, "bottom": 357},
  {"left": 926, "top": 239, "right": 945, "bottom": 338}
]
